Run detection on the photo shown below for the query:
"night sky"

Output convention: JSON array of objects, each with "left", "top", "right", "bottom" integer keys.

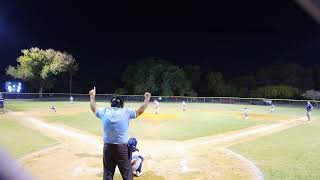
[{"left": 0, "top": 1, "right": 319, "bottom": 92}]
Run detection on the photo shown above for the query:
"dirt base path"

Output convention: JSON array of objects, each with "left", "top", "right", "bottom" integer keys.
[{"left": 9, "top": 112, "right": 305, "bottom": 180}]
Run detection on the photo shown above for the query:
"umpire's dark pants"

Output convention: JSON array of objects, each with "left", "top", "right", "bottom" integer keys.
[{"left": 103, "top": 143, "right": 133, "bottom": 180}]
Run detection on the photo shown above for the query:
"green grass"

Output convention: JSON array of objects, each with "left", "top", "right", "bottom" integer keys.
[
  {"left": 5, "top": 101, "right": 76, "bottom": 111},
  {"left": 231, "top": 119, "right": 320, "bottom": 180},
  {"left": 0, "top": 114, "right": 57, "bottom": 157},
  {"left": 4, "top": 101, "right": 308, "bottom": 141},
  {"left": 46, "top": 112, "right": 103, "bottom": 135}
]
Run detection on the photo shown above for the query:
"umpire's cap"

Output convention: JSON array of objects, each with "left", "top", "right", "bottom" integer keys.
[{"left": 110, "top": 96, "right": 124, "bottom": 108}]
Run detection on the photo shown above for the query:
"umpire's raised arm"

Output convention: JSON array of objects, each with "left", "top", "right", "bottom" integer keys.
[
  {"left": 89, "top": 86, "right": 97, "bottom": 114},
  {"left": 136, "top": 92, "right": 151, "bottom": 117}
]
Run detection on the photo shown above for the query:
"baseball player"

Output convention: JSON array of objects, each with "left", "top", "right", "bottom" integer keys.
[
  {"left": 271, "top": 104, "right": 275, "bottom": 113},
  {"left": 243, "top": 107, "right": 248, "bottom": 120},
  {"left": 182, "top": 101, "right": 186, "bottom": 111},
  {"left": 69, "top": 96, "right": 74, "bottom": 104},
  {"left": 49, "top": 105, "right": 56, "bottom": 112},
  {"left": 0, "top": 93, "right": 4, "bottom": 113},
  {"left": 128, "top": 137, "right": 144, "bottom": 177},
  {"left": 154, "top": 99, "right": 160, "bottom": 114},
  {"left": 306, "top": 101, "right": 313, "bottom": 122}
]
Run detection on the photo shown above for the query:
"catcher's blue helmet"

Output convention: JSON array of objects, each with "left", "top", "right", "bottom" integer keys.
[{"left": 128, "top": 137, "right": 138, "bottom": 148}]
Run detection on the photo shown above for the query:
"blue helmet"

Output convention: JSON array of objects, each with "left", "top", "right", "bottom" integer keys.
[{"left": 128, "top": 137, "right": 138, "bottom": 148}]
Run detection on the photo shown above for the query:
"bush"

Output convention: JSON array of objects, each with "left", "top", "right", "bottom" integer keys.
[{"left": 251, "top": 85, "right": 299, "bottom": 99}]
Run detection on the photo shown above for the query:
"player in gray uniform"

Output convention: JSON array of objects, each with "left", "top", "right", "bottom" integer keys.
[
  {"left": 154, "top": 100, "right": 160, "bottom": 114},
  {"left": 243, "top": 107, "right": 248, "bottom": 120},
  {"left": 0, "top": 93, "right": 4, "bottom": 113},
  {"left": 50, "top": 105, "right": 56, "bottom": 112},
  {"left": 70, "top": 96, "right": 74, "bottom": 104},
  {"left": 271, "top": 104, "right": 275, "bottom": 113}
]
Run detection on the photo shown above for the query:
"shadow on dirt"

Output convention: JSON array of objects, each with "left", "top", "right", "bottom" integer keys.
[
  {"left": 75, "top": 153, "right": 102, "bottom": 158},
  {"left": 97, "top": 171, "right": 165, "bottom": 180}
]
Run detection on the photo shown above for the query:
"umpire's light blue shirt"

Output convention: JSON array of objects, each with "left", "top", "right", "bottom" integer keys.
[{"left": 96, "top": 107, "right": 136, "bottom": 144}]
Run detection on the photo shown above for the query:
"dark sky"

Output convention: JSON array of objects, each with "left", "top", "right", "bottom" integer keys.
[{"left": 0, "top": 0, "right": 319, "bottom": 91}]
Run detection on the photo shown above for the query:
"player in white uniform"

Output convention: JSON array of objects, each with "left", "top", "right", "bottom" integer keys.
[
  {"left": 182, "top": 101, "right": 186, "bottom": 111},
  {"left": 271, "top": 104, "right": 275, "bottom": 113},
  {"left": 128, "top": 137, "right": 144, "bottom": 177},
  {"left": 69, "top": 96, "right": 74, "bottom": 104},
  {"left": 154, "top": 100, "right": 160, "bottom": 114},
  {"left": 243, "top": 107, "right": 248, "bottom": 120},
  {"left": 50, "top": 105, "right": 56, "bottom": 112}
]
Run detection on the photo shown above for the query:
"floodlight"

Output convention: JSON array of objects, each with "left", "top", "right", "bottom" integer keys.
[{"left": 5, "top": 81, "right": 23, "bottom": 93}]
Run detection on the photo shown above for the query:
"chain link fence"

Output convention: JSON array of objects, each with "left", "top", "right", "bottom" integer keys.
[{"left": 1, "top": 92, "right": 319, "bottom": 108}]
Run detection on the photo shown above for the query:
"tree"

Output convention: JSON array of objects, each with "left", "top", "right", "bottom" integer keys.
[
  {"left": 65, "top": 54, "right": 78, "bottom": 96},
  {"left": 312, "top": 65, "right": 320, "bottom": 90},
  {"left": 251, "top": 85, "right": 299, "bottom": 99},
  {"left": 183, "top": 65, "right": 201, "bottom": 94},
  {"left": 6, "top": 48, "right": 78, "bottom": 97},
  {"left": 121, "top": 58, "right": 195, "bottom": 96},
  {"left": 256, "top": 62, "right": 312, "bottom": 90},
  {"left": 161, "top": 65, "right": 195, "bottom": 96},
  {"left": 230, "top": 76, "right": 256, "bottom": 97},
  {"left": 207, "top": 72, "right": 225, "bottom": 96},
  {"left": 302, "top": 89, "right": 320, "bottom": 107},
  {"left": 114, "top": 88, "right": 128, "bottom": 95}
]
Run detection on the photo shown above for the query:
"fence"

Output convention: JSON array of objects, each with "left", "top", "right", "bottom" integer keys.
[{"left": 1, "top": 92, "right": 319, "bottom": 108}]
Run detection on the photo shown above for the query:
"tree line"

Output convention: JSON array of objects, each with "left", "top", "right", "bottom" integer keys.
[
  {"left": 117, "top": 58, "right": 320, "bottom": 99},
  {"left": 5, "top": 48, "right": 320, "bottom": 100}
]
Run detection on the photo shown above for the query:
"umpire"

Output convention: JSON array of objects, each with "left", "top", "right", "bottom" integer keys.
[{"left": 89, "top": 87, "right": 151, "bottom": 180}]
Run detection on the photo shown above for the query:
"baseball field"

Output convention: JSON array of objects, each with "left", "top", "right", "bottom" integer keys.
[{"left": 1, "top": 100, "right": 320, "bottom": 179}]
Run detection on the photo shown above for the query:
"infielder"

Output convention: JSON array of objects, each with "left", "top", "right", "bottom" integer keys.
[
  {"left": 49, "top": 105, "right": 56, "bottom": 112},
  {"left": 306, "top": 101, "right": 313, "bottom": 122},
  {"left": 154, "top": 99, "right": 160, "bottom": 114}
]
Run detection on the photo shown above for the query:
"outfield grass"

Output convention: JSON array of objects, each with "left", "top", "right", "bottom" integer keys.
[
  {"left": 0, "top": 114, "right": 57, "bottom": 157},
  {"left": 4, "top": 101, "right": 309, "bottom": 141},
  {"left": 231, "top": 119, "right": 320, "bottom": 180},
  {"left": 5, "top": 101, "right": 75, "bottom": 111}
]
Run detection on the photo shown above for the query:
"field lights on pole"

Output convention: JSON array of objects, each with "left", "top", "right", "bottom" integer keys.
[{"left": 5, "top": 81, "right": 22, "bottom": 93}]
